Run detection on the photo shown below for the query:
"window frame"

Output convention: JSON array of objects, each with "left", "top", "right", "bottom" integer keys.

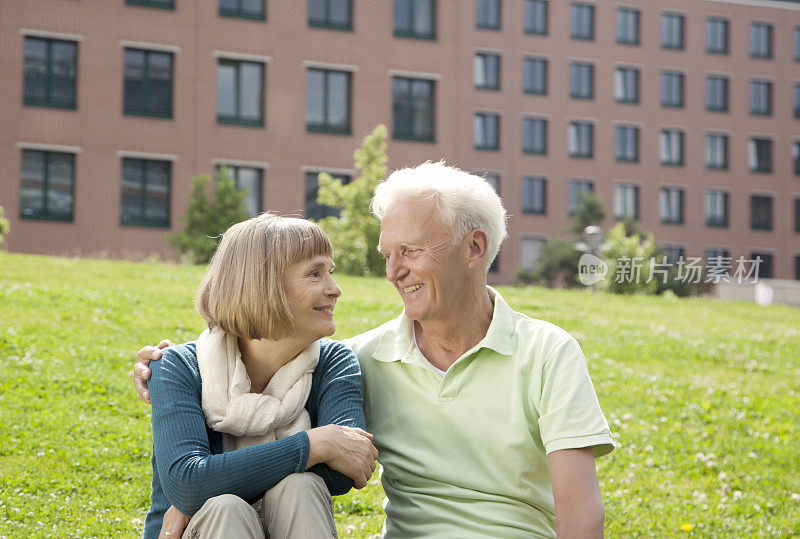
[
  {"left": 523, "top": 56, "right": 547, "bottom": 95},
  {"left": 391, "top": 76, "right": 435, "bottom": 142},
  {"left": 660, "top": 128, "right": 684, "bottom": 167},
  {"left": 750, "top": 22, "right": 773, "bottom": 59},
  {"left": 662, "top": 12, "right": 685, "bottom": 50},
  {"left": 216, "top": 164, "right": 263, "bottom": 216},
  {"left": 568, "top": 179, "right": 594, "bottom": 215},
  {"left": 522, "top": 116, "right": 547, "bottom": 155},
  {"left": 394, "top": 0, "right": 436, "bottom": 40},
  {"left": 120, "top": 157, "right": 171, "bottom": 228},
  {"left": 749, "top": 138, "right": 773, "bottom": 174},
  {"left": 706, "top": 17, "right": 729, "bottom": 54},
  {"left": 476, "top": 0, "right": 500, "bottom": 30},
  {"left": 219, "top": 0, "right": 266, "bottom": 20},
  {"left": 474, "top": 112, "right": 500, "bottom": 151},
  {"left": 569, "top": 62, "right": 593, "bottom": 100},
  {"left": 23, "top": 37, "right": 78, "bottom": 110},
  {"left": 794, "top": 83, "right": 800, "bottom": 119},
  {"left": 306, "top": 68, "right": 351, "bottom": 134},
  {"left": 616, "top": 7, "right": 640, "bottom": 45},
  {"left": 216, "top": 59, "right": 265, "bottom": 127},
  {"left": 304, "top": 170, "right": 352, "bottom": 220},
  {"left": 615, "top": 66, "right": 639, "bottom": 104},
  {"left": 522, "top": 176, "right": 547, "bottom": 215},
  {"left": 706, "top": 76, "right": 729, "bottom": 112},
  {"left": 615, "top": 125, "right": 639, "bottom": 163},
  {"left": 308, "top": 0, "right": 352, "bottom": 30},
  {"left": 705, "top": 190, "right": 729, "bottom": 228},
  {"left": 570, "top": 3, "right": 595, "bottom": 41},
  {"left": 750, "top": 195, "right": 773, "bottom": 231},
  {"left": 524, "top": 0, "right": 548, "bottom": 35},
  {"left": 474, "top": 52, "right": 501, "bottom": 90},
  {"left": 661, "top": 70, "right": 684, "bottom": 108},
  {"left": 126, "top": 0, "right": 175, "bottom": 9},
  {"left": 795, "top": 198, "right": 800, "bottom": 233},
  {"left": 749, "top": 79, "right": 773, "bottom": 117},
  {"left": 19, "top": 149, "right": 76, "bottom": 222},
  {"left": 614, "top": 183, "right": 640, "bottom": 220},
  {"left": 568, "top": 121, "right": 593, "bottom": 159},
  {"left": 660, "top": 186, "right": 685, "bottom": 224},
  {"left": 705, "top": 133, "right": 729, "bottom": 170},
  {"left": 123, "top": 48, "right": 174, "bottom": 119}
]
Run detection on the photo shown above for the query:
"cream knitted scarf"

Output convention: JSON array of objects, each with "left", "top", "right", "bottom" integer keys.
[{"left": 196, "top": 327, "right": 319, "bottom": 451}]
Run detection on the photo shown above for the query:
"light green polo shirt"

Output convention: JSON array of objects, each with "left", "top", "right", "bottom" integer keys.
[{"left": 346, "top": 288, "right": 614, "bottom": 539}]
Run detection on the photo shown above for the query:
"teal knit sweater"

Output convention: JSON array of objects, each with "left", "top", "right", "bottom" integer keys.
[{"left": 142, "top": 339, "right": 365, "bottom": 538}]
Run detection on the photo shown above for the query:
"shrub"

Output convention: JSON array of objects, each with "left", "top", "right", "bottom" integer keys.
[{"left": 0, "top": 205, "right": 9, "bottom": 249}]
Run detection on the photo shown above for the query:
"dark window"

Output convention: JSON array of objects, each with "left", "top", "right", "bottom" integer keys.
[
  {"left": 309, "top": 0, "right": 351, "bottom": 29},
  {"left": 795, "top": 27, "right": 800, "bottom": 61},
  {"left": 216, "top": 165, "right": 262, "bottom": 216},
  {"left": 662, "top": 13, "right": 684, "bottom": 49},
  {"left": 751, "top": 195, "right": 773, "bottom": 231},
  {"left": 706, "top": 18, "right": 728, "bottom": 54},
  {"left": 660, "top": 129, "right": 684, "bottom": 166},
  {"left": 570, "top": 3, "right": 594, "bottom": 40},
  {"left": 121, "top": 158, "right": 171, "bottom": 227},
  {"left": 126, "top": 0, "right": 174, "bottom": 8},
  {"left": 124, "top": 49, "right": 173, "bottom": 118},
  {"left": 474, "top": 53, "right": 500, "bottom": 90},
  {"left": 20, "top": 150, "right": 74, "bottom": 221},
  {"left": 217, "top": 59, "right": 264, "bottom": 126},
  {"left": 751, "top": 23, "right": 772, "bottom": 58},
  {"left": 474, "top": 113, "right": 500, "bottom": 150},
  {"left": 705, "top": 247, "right": 730, "bottom": 268},
  {"left": 662, "top": 246, "right": 685, "bottom": 265},
  {"left": 794, "top": 142, "right": 800, "bottom": 176},
  {"left": 617, "top": 8, "right": 640, "bottom": 45},
  {"left": 705, "top": 190, "right": 728, "bottom": 227},
  {"left": 306, "top": 68, "right": 350, "bottom": 134},
  {"left": 794, "top": 198, "right": 800, "bottom": 232},
  {"left": 570, "top": 62, "right": 593, "bottom": 99},
  {"left": 614, "top": 183, "right": 639, "bottom": 220},
  {"left": 394, "top": 0, "right": 435, "bottom": 39},
  {"left": 568, "top": 121, "right": 593, "bottom": 158},
  {"left": 795, "top": 84, "right": 800, "bottom": 119},
  {"left": 615, "top": 125, "right": 639, "bottom": 162},
  {"left": 796, "top": 255, "right": 800, "bottom": 281},
  {"left": 706, "top": 76, "right": 728, "bottom": 112},
  {"left": 476, "top": 0, "right": 500, "bottom": 30},
  {"left": 615, "top": 67, "right": 639, "bottom": 103},
  {"left": 523, "top": 57, "right": 547, "bottom": 95},
  {"left": 660, "top": 186, "right": 684, "bottom": 224},
  {"left": 522, "top": 176, "right": 547, "bottom": 214},
  {"left": 750, "top": 252, "right": 773, "bottom": 279},
  {"left": 568, "top": 179, "right": 593, "bottom": 214},
  {"left": 305, "top": 171, "right": 351, "bottom": 220},
  {"left": 522, "top": 117, "right": 547, "bottom": 154},
  {"left": 661, "top": 71, "right": 684, "bottom": 108},
  {"left": 705, "top": 133, "right": 728, "bottom": 169},
  {"left": 219, "top": 0, "right": 265, "bottom": 19},
  {"left": 392, "top": 77, "right": 434, "bottom": 141},
  {"left": 524, "top": 0, "right": 547, "bottom": 35},
  {"left": 750, "top": 80, "right": 772, "bottom": 116},
  {"left": 23, "top": 37, "right": 77, "bottom": 109},
  {"left": 749, "top": 138, "right": 773, "bottom": 173}
]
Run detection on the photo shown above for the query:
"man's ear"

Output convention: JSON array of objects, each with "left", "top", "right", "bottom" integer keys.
[{"left": 466, "top": 229, "right": 489, "bottom": 269}]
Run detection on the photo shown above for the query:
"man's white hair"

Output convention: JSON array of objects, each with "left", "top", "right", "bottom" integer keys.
[{"left": 371, "top": 161, "right": 508, "bottom": 272}]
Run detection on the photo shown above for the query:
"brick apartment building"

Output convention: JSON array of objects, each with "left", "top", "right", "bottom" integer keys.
[{"left": 2, "top": 0, "right": 800, "bottom": 284}]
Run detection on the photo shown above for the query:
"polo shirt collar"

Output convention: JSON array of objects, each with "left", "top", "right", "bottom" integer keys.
[{"left": 371, "top": 286, "right": 514, "bottom": 365}]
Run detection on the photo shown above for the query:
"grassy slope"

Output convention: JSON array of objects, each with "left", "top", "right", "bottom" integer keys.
[{"left": 0, "top": 252, "right": 798, "bottom": 537}]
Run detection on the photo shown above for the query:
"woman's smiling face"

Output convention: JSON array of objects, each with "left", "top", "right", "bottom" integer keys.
[{"left": 282, "top": 254, "right": 341, "bottom": 342}]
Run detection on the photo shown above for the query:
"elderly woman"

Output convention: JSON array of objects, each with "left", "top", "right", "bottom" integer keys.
[{"left": 142, "top": 213, "right": 377, "bottom": 539}]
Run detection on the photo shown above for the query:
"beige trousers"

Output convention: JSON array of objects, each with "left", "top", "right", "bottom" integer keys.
[{"left": 182, "top": 472, "right": 338, "bottom": 539}]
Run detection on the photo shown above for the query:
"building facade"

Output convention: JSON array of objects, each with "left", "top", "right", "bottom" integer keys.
[{"left": 2, "top": 0, "right": 800, "bottom": 284}]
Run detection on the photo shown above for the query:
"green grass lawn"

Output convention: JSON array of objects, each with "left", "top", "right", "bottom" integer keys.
[{"left": 1, "top": 252, "right": 798, "bottom": 537}]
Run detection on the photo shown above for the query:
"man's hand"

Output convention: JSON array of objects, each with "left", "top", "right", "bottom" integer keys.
[
  {"left": 307, "top": 425, "right": 378, "bottom": 489},
  {"left": 133, "top": 340, "right": 173, "bottom": 404},
  {"left": 158, "top": 505, "right": 190, "bottom": 538},
  {"left": 548, "top": 447, "right": 605, "bottom": 538}
]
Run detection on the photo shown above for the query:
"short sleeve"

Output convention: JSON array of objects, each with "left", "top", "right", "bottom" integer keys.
[{"left": 536, "top": 337, "right": 615, "bottom": 458}]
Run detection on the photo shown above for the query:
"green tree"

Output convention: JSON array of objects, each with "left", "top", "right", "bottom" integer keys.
[
  {"left": 602, "top": 222, "right": 658, "bottom": 295},
  {"left": 315, "top": 125, "right": 388, "bottom": 276},
  {"left": 0, "top": 205, "right": 9, "bottom": 249},
  {"left": 569, "top": 192, "right": 606, "bottom": 234},
  {"left": 169, "top": 167, "right": 249, "bottom": 264}
]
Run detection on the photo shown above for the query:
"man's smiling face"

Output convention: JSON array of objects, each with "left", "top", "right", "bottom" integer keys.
[{"left": 378, "top": 197, "right": 468, "bottom": 323}]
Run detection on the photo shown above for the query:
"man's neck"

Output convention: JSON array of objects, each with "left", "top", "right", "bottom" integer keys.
[{"left": 414, "top": 285, "right": 494, "bottom": 372}]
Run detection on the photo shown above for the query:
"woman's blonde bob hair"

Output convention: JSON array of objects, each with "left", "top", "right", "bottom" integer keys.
[{"left": 195, "top": 213, "right": 333, "bottom": 341}]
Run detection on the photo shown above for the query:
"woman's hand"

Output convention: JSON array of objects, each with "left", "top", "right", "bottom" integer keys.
[
  {"left": 158, "top": 505, "right": 190, "bottom": 538},
  {"left": 306, "top": 425, "right": 378, "bottom": 489}
]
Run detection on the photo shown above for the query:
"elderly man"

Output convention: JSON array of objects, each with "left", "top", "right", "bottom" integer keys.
[{"left": 135, "top": 162, "right": 614, "bottom": 538}]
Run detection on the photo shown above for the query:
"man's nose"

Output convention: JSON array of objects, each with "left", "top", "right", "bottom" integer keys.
[{"left": 385, "top": 254, "right": 404, "bottom": 282}]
